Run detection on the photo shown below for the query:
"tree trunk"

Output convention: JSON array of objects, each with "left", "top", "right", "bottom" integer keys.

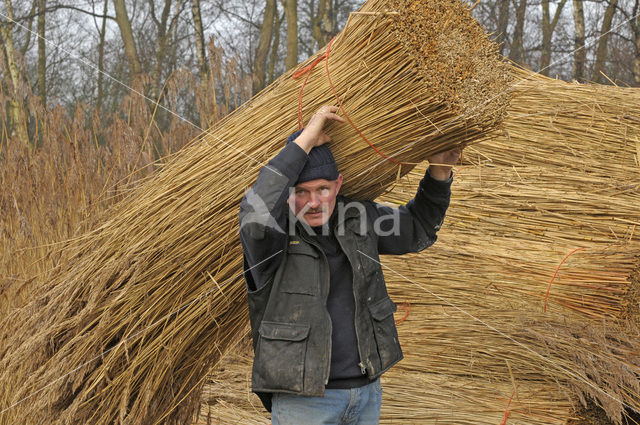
[
  {"left": 149, "top": 0, "right": 171, "bottom": 101},
  {"left": 268, "top": 10, "right": 284, "bottom": 83},
  {"left": 496, "top": 0, "right": 510, "bottom": 55},
  {"left": 37, "top": 0, "right": 46, "bottom": 104},
  {"left": 253, "top": 0, "right": 276, "bottom": 94},
  {"left": 97, "top": 0, "right": 108, "bottom": 111},
  {"left": 0, "top": 0, "right": 28, "bottom": 144},
  {"left": 592, "top": 0, "right": 619, "bottom": 83},
  {"left": 321, "top": 0, "right": 334, "bottom": 42},
  {"left": 572, "top": 0, "right": 585, "bottom": 82},
  {"left": 190, "top": 0, "right": 207, "bottom": 86},
  {"left": 313, "top": 0, "right": 333, "bottom": 48},
  {"left": 635, "top": 39, "right": 640, "bottom": 86},
  {"left": 20, "top": 0, "right": 36, "bottom": 56},
  {"left": 284, "top": 0, "right": 298, "bottom": 70},
  {"left": 190, "top": 0, "right": 212, "bottom": 127},
  {"left": 635, "top": 6, "right": 640, "bottom": 86},
  {"left": 540, "top": 0, "right": 567, "bottom": 76},
  {"left": 113, "top": 0, "right": 142, "bottom": 79},
  {"left": 509, "top": 0, "right": 526, "bottom": 64}
]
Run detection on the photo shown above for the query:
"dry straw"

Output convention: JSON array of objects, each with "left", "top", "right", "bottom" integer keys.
[
  {"left": 377, "top": 68, "right": 640, "bottom": 424},
  {"left": 0, "top": 0, "right": 510, "bottom": 424},
  {"left": 196, "top": 70, "right": 640, "bottom": 424}
]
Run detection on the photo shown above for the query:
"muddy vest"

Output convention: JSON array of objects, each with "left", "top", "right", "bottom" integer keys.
[{"left": 246, "top": 200, "right": 402, "bottom": 408}]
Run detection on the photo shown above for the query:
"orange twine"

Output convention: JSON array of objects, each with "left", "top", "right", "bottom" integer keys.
[
  {"left": 293, "top": 37, "right": 414, "bottom": 165},
  {"left": 293, "top": 52, "right": 330, "bottom": 130},
  {"left": 395, "top": 302, "right": 411, "bottom": 325},
  {"left": 499, "top": 389, "right": 516, "bottom": 425},
  {"left": 543, "top": 247, "right": 585, "bottom": 313}
]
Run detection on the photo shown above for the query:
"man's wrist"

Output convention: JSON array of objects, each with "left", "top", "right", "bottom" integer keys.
[
  {"left": 293, "top": 131, "right": 315, "bottom": 154},
  {"left": 427, "top": 166, "right": 452, "bottom": 181}
]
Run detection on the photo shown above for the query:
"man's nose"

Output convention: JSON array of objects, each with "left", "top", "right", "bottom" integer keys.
[{"left": 308, "top": 193, "right": 321, "bottom": 208}]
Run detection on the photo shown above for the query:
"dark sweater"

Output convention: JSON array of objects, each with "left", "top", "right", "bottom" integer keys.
[{"left": 311, "top": 217, "right": 367, "bottom": 388}]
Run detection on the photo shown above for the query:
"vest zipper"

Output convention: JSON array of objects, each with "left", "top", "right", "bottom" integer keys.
[
  {"left": 335, "top": 229, "right": 369, "bottom": 378},
  {"left": 298, "top": 229, "right": 333, "bottom": 386}
]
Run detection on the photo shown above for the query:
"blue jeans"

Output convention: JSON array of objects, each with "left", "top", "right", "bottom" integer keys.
[{"left": 271, "top": 379, "right": 382, "bottom": 425}]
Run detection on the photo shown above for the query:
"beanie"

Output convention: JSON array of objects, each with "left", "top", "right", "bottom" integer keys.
[{"left": 286, "top": 129, "right": 339, "bottom": 184}]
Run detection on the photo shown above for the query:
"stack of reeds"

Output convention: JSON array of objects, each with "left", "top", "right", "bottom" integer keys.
[
  {"left": 0, "top": 0, "right": 511, "bottom": 424},
  {"left": 195, "top": 70, "right": 640, "bottom": 424},
  {"left": 377, "top": 69, "right": 640, "bottom": 424}
]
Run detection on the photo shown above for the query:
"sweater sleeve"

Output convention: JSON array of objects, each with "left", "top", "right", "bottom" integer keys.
[
  {"left": 365, "top": 167, "right": 452, "bottom": 255},
  {"left": 239, "top": 141, "right": 308, "bottom": 292}
]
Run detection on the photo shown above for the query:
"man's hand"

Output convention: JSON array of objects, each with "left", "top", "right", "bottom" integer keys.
[
  {"left": 294, "top": 106, "right": 345, "bottom": 154},
  {"left": 427, "top": 147, "right": 462, "bottom": 181}
]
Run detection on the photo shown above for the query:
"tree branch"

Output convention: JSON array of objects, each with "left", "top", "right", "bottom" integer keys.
[
  {"left": 216, "top": 3, "right": 260, "bottom": 30},
  {"left": 14, "top": 4, "right": 115, "bottom": 22}
]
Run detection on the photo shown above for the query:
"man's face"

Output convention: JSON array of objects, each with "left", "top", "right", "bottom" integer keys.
[{"left": 289, "top": 174, "right": 343, "bottom": 227}]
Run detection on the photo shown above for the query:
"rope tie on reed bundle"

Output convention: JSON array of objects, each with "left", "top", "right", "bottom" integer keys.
[
  {"left": 395, "top": 302, "right": 411, "bottom": 325},
  {"left": 543, "top": 247, "right": 586, "bottom": 313},
  {"left": 293, "top": 36, "right": 417, "bottom": 166},
  {"left": 499, "top": 389, "right": 516, "bottom": 425}
]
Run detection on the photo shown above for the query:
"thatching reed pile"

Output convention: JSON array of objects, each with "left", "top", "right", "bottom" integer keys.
[
  {"left": 377, "top": 69, "right": 640, "bottom": 424},
  {"left": 195, "top": 71, "right": 640, "bottom": 424},
  {"left": 0, "top": 0, "right": 511, "bottom": 424}
]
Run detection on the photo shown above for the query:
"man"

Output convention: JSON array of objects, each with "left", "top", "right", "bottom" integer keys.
[{"left": 239, "top": 105, "right": 460, "bottom": 424}]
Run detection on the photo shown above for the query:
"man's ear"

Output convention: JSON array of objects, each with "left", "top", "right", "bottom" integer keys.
[{"left": 335, "top": 174, "right": 343, "bottom": 194}]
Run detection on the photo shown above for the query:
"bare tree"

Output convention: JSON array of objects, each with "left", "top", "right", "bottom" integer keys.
[
  {"left": 609, "top": 0, "right": 639, "bottom": 85},
  {"left": 572, "top": 0, "right": 586, "bottom": 81},
  {"left": 496, "top": 0, "right": 510, "bottom": 55},
  {"left": 148, "top": 0, "right": 185, "bottom": 101},
  {"left": 0, "top": 0, "right": 28, "bottom": 143},
  {"left": 268, "top": 7, "right": 284, "bottom": 83},
  {"left": 540, "top": 0, "right": 568, "bottom": 75},
  {"left": 113, "top": 0, "right": 142, "bottom": 79},
  {"left": 190, "top": 0, "right": 207, "bottom": 86},
  {"left": 253, "top": 0, "right": 276, "bottom": 93},
  {"left": 37, "top": 0, "right": 45, "bottom": 104},
  {"left": 18, "top": 0, "right": 35, "bottom": 56},
  {"left": 285, "top": 0, "right": 298, "bottom": 69},
  {"left": 592, "top": 0, "right": 619, "bottom": 83},
  {"left": 96, "top": 0, "right": 109, "bottom": 111},
  {"left": 633, "top": 0, "right": 640, "bottom": 86},
  {"left": 312, "top": 0, "right": 334, "bottom": 48},
  {"left": 509, "top": 0, "right": 527, "bottom": 65}
]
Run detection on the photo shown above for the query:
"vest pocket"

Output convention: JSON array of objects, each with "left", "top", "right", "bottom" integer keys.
[
  {"left": 254, "top": 321, "right": 310, "bottom": 392},
  {"left": 280, "top": 243, "right": 319, "bottom": 295},
  {"left": 368, "top": 297, "right": 402, "bottom": 370}
]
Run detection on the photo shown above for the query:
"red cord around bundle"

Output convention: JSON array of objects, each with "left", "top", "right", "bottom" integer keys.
[
  {"left": 293, "top": 52, "right": 329, "bottom": 130},
  {"left": 293, "top": 37, "right": 416, "bottom": 165},
  {"left": 395, "top": 302, "right": 411, "bottom": 325},
  {"left": 499, "top": 389, "right": 516, "bottom": 425},
  {"left": 543, "top": 247, "right": 585, "bottom": 313}
]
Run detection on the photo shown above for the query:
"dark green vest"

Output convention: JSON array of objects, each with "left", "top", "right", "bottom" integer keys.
[{"left": 247, "top": 199, "right": 403, "bottom": 408}]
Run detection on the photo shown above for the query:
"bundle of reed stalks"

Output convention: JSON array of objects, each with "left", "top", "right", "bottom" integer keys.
[
  {"left": 375, "top": 68, "right": 640, "bottom": 424},
  {"left": 196, "top": 70, "right": 640, "bottom": 424},
  {"left": 0, "top": 0, "right": 510, "bottom": 424}
]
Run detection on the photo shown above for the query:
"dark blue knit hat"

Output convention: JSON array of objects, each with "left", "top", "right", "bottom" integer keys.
[{"left": 287, "top": 129, "right": 339, "bottom": 184}]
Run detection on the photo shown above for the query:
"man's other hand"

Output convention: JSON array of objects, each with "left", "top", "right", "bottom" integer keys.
[{"left": 427, "top": 147, "right": 462, "bottom": 181}]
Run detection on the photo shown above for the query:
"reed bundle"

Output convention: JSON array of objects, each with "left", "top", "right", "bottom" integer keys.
[
  {"left": 376, "top": 69, "right": 640, "bottom": 424},
  {"left": 196, "top": 70, "right": 640, "bottom": 424},
  {"left": 0, "top": 0, "right": 510, "bottom": 424}
]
